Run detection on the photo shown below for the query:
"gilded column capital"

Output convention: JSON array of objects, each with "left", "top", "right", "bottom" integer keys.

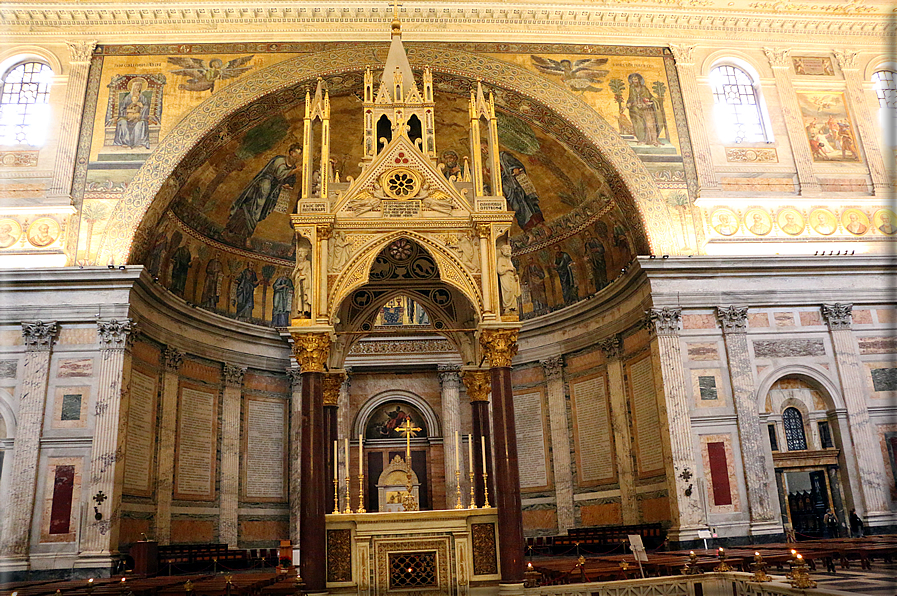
[
  {"left": 223, "top": 363, "right": 246, "bottom": 387},
  {"left": 669, "top": 44, "right": 696, "bottom": 66},
  {"left": 833, "top": 49, "right": 859, "bottom": 71},
  {"left": 597, "top": 335, "right": 623, "bottom": 360},
  {"left": 461, "top": 369, "right": 491, "bottom": 403},
  {"left": 822, "top": 303, "right": 853, "bottom": 330},
  {"left": 22, "top": 321, "right": 58, "bottom": 351},
  {"left": 66, "top": 40, "right": 97, "bottom": 63},
  {"left": 716, "top": 306, "right": 749, "bottom": 335},
  {"left": 163, "top": 346, "right": 183, "bottom": 371},
  {"left": 316, "top": 225, "right": 333, "bottom": 240},
  {"left": 290, "top": 332, "right": 331, "bottom": 373},
  {"left": 540, "top": 355, "right": 564, "bottom": 381},
  {"left": 479, "top": 328, "right": 518, "bottom": 368},
  {"left": 475, "top": 223, "right": 491, "bottom": 238},
  {"left": 286, "top": 366, "right": 302, "bottom": 389},
  {"left": 322, "top": 371, "right": 347, "bottom": 406},
  {"left": 645, "top": 307, "right": 681, "bottom": 337},
  {"left": 763, "top": 47, "right": 792, "bottom": 68},
  {"left": 97, "top": 319, "right": 135, "bottom": 348}
]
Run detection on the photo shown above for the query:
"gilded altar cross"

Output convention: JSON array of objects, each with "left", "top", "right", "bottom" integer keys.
[{"left": 396, "top": 418, "right": 421, "bottom": 463}]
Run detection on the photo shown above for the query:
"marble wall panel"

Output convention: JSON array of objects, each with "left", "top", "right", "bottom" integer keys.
[
  {"left": 628, "top": 356, "right": 664, "bottom": 476},
  {"left": 170, "top": 519, "right": 215, "bottom": 543},
  {"left": 51, "top": 385, "right": 90, "bottom": 428},
  {"left": 687, "top": 343, "right": 719, "bottom": 361},
  {"left": 682, "top": 314, "right": 717, "bottom": 330},
  {"left": 853, "top": 309, "right": 873, "bottom": 325},
  {"left": 562, "top": 348, "right": 604, "bottom": 375},
  {"left": 522, "top": 508, "right": 557, "bottom": 531},
  {"left": 773, "top": 312, "right": 796, "bottom": 327},
  {"left": 866, "top": 361, "right": 897, "bottom": 398},
  {"left": 700, "top": 434, "right": 741, "bottom": 514},
  {"left": 57, "top": 357, "right": 93, "bottom": 377},
  {"left": 57, "top": 328, "right": 96, "bottom": 345},
  {"left": 0, "top": 330, "right": 23, "bottom": 346},
  {"left": 622, "top": 328, "right": 650, "bottom": 352},
  {"left": 752, "top": 339, "right": 825, "bottom": 358},
  {"left": 690, "top": 369, "right": 725, "bottom": 408},
  {"left": 0, "top": 360, "right": 17, "bottom": 379},
  {"left": 241, "top": 396, "right": 288, "bottom": 502},
  {"left": 239, "top": 519, "right": 289, "bottom": 543},
  {"left": 799, "top": 311, "right": 823, "bottom": 326},
  {"left": 123, "top": 367, "right": 157, "bottom": 496},
  {"left": 579, "top": 502, "right": 622, "bottom": 526},
  {"left": 639, "top": 496, "right": 670, "bottom": 523},
  {"left": 570, "top": 373, "right": 615, "bottom": 485},
  {"left": 119, "top": 518, "right": 152, "bottom": 546},
  {"left": 181, "top": 359, "right": 221, "bottom": 384},
  {"left": 510, "top": 364, "right": 546, "bottom": 385},
  {"left": 39, "top": 457, "right": 83, "bottom": 543},
  {"left": 877, "top": 423, "right": 897, "bottom": 503},
  {"left": 877, "top": 309, "right": 896, "bottom": 324},
  {"left": 514, "top": 390, "right": 550, "bottom": 491},
  {"left": 748, "top": 313, "right": 771, "bottom": 328},
  {"left": 131, "top": 340, "right": 161, "bottom": 367},
  {"left": 243, "top": 371, "right": 289, "bottom": 393},
  {"left": 859, "top": 337, "right": 897, "bottom": 355},
  {"left": 174, "top": 384, "right": 218, "bottom": 501}
]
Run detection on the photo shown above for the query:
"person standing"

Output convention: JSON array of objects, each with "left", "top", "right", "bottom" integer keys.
[
  {"left": 849, "top": 509, "right": 864, "bottom": 538},
  {"left": 823, "top": 508, "right": 839, "bottom": 538}
]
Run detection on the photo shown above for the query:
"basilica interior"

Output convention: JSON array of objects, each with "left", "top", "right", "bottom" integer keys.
[{"left": 0, "top": 0, "right": 894, "bottom": 593}]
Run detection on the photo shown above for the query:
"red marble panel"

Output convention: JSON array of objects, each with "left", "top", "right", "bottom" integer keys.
[
  {"left": 579, "top": 502, "right": 622, "bottom": 526},
  {"left": 707, "top": 441, "right": 733, "bottom": 506},
  {"left": 49, "top": 466, "right": 75, "bottom": 534}
]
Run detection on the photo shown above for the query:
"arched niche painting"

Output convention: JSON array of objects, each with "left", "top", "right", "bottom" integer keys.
[{"left": 365, "top": 401, "right": 428, "bottom": 440}]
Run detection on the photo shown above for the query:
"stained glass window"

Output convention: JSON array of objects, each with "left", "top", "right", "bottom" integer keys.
[
  {"left": 710, "top": 65, "right": 768, "bottom": 143},
  {"left": 0, "top": 62, "right": 53, "bottom": 146},
  {"left": 783, "top": 407, "right": 808, "bottom": 451}
]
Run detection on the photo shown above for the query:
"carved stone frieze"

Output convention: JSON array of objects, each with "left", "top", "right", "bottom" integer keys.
[
  {"left": 223, "top": 363, "right": 246, "bottom": 387},
  {"left": 322, "top": 371, "right": 347, "bottom": 406},
  {"left": 96, "top": 319, "right": 134, "bottom": 347},
  {"left": 291, "top": 332, "right": 331, "bottom": 373},
  {"left": 598, "top": 335, "right": 623, "bottom": 360},
  {"left": 22, "top": 321, "right": 58, "bottom": 351},
  {"left": 646, "top": 307, "right": 681, "bottom": 336},
  {"left": 348, "top": 338, "right": 455, "bottom": 354},
  {"left": 725, "top": 147, "right": 778, "bottom": 163},
  {"left": 540, "top": 355, "right": 565, "bottom": 381},
  {"left": 716, "top": 306, "right": 749, "bottom": 334},
  {"left": 479, "top": 328, "right": 519, "bottom": 368},
  {"left": 461, "top": 369, "right": 491, "bottom": 403},
  {"left": 162, "top": 346, "right": 183, "bottom": 371},
  {"left": 822, "top": 303, "right": 853, "bottom": 330}
]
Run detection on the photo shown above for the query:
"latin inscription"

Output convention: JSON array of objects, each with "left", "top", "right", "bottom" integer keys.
[
  {"left": 176, "top": 387, "right": 216, "bottom": 498},
  {"left": 124, "top": 370, "right": 156, "bottom": 494},
  {"left": 572, "top": 376, "right": 614, "bottom": 483},
  {"left": 383, "top": 200, "right": 421, "bottom": 218},
  {"left": 513, "top": 392, "right": 548, "bottom": 489},
  {"left": 244, "top": 398, "right": 286, "bottom": 500},
  {"left": 630, "top": 357, "right": 663, "bottom": 474}
]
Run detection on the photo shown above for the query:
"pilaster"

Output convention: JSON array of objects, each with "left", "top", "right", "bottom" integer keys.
[
  {"left": 286, "top": 367, "right": 302, "bottom": 551},
  {"left": 0, "top": 322, "right": 58, "bottom": 565},
  {"left": 154, "top": 346, "right": 182, "bottom": 545},
  {"left": 597, "top": 335, "right": 638, "bottom": 525},
  {"left": 822, "top": 304, "right": 892, "bottom": 526},
  {"left": 336, "top": 367, "right": 352, "bottom": 511},
  {"left": 439, "top": 365, "right": 463, "bottom": 507},
  {"left": 81, "top": 319, "right": 135, "bottom": 563},
  {"left": 540, "top": 356, "right": 574, "bottom": 534},
  {"left": 716, "top": 306, "right": 780, "bottom": 535},
  {"left": 219, "top": 363, "right": 246, "bottom": 549},
  {"left": 763, "top": 47, "right": 821, "bottom": 195},
  {"left": 645, "top": 309, "right": 706, "bottom": 540}
]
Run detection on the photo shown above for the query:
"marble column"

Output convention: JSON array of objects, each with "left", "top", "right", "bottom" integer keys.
[
  {"left": 822, "top": 304, "right": 891, "bottom": 526},
  {"left": 669, "top": 44, "right": 721, "bottom": 191},
  {"left": 480, "top": 329, "right": 524, "bottom": 585},
  {"left": 439, "top": 365, "right": 463, "bottom": 508},
  {"left": 81, "top": 320, "right": 135, "bottom": 560},
  {"left": 597, "top": 335, "right": 639, "bottom": 525},
  {"left": 763, "top": 47, "right": 821, "bottom": 195},
  {"left": 286, "top": 367, "right": 302, "bottom": 553},
  {"left": 155, "top": 346, "right": 183, "bottom": 545},
  {"left": 0, "top": 322, "right": 57, "bottom": 562},
  {"left": 716, "top": 306, "right": 779, "bottom": 535},
  {"left": 646, "top": 309, "right": 706, "bottom": 541},
  {"left": 336, "top": 368, "right": 351, "bottom": 511},
  {"left": 540, "top": 356, "right": 574, "bottom": 534},
  {"left": 290, "top": 332, "right": 330, "bottom": 591},
  {"left": 462, "top": 369, "right": 492, "bottom": 507},
  {"left": 219, "top": 364, "right": 246, "bottom": 549},
  {"left": 833, "top": 50, "right": 891, "bottom": 195},
  {"left": 50, "top": 41, "right": 96, "bottom": 202},
  {"left": 322, "top": 371, "right": 346, "bottom": 511}
]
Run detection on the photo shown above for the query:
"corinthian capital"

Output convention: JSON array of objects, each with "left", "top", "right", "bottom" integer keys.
[
  {"left": 716, "top": 306, "right": 749, "bottom": 334},
  {"left": 163, "top": 346, "right": 183, "bottom": 371},
  {"left": 540, "top": 355, "right": 564, "bottom": 381},
  {"left": 822, "top": 303, "right": 852, "bottom": 330},
  {"left": 833, "top": 49, "right": 859, "bottom": 71},
  {"left": 223, "top": 363, "right": 246, "bottom": 387},
  {"left": 22, "top": 321, "right": 58, "bottom": 351},
  {"left": 322, "top": 371, "right": 347, "bottom": 406},
  {"left": 290, "top": 332, "right": 331, "bottom": 373},
  {"left": 461, "top": 369, "right": 491, "bottom": 403},
  {"left": 763, "top": 47, "right": 792, "bottom": 68},
  {"left": 438, "top": 364, "right": 461, "bottom": 388},
  {"left": 97, "top": 319, "right": 135, "bottom": 347},
  {"left": 645, "top": 307, "right": 681, "bottom": 336},
  {"left": 66, "top": 40, "right": 98, "bottom": 63},
  {"left": 479, "top": 328, "right": 518, "bottom": 368},
  {"left": 286, "top": 367, "right": 302, "bottom": 389},
  {"left": 597, "top": 335, "right": 623, "bottom": 360},
  {"left": 669, "top": 44, "right": 696, "bottom": 66}
]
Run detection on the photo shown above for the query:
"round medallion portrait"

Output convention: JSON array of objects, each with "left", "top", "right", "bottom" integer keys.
[
  {"left": 840, "top": 209, "right": 870, "bottom": 236},
  {"left": 710, "top": 208, "right": 740, "bottom": 236},
  {"left": 0, "top": 219, "right": 22, "bottom": 249},
  {"left": 809, "top": 209, "right": 838, "bottom": 236},
  {"left": 873, "top": 209, "right": 897, "bottom": 236},
  {"left": 744, "top": 209, "right": 772, "bottom": 236},
  {"left": 776, "top": 209, "right": 805, "bottom": 236},
  {"left": 27, "top": 218, "right": 60, "bottom": 248}
]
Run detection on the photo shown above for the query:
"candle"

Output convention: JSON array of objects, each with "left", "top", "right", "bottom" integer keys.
[
  {"left": 359, "top": 434, "right": 363, "bottom": 475},
  {"left": 454, "top": 431, "right": 460, "bottom": 472},
  {"left": 344, "top": 438, "right": 350, "bottom": 486},
  {"left": 333, "top": 440, "right": 338, "bottom": 480},
  {"left": 468, "top": 433, "right": 474, "bottom": 474},
  {"left": 481, "top": 435, "right": 487, "bottom": 472}
]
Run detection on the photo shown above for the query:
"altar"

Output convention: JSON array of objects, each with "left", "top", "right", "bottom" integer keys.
[{"left": 324, "top": 508, "right": 500, "bottom": 595}]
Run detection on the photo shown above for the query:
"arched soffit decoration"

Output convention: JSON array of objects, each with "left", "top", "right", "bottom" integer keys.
[
  {"left": 99, "top": 45, "right": 671, "bottom": 265},
  {"left": 756, "top": 365, "right": 845, "bottom": 412},
  {"left": 353, "top": 389, "right": 441, "bottom": 440},
  {"left": 0, "top": 387, "right": 18, "bottom": 438}
]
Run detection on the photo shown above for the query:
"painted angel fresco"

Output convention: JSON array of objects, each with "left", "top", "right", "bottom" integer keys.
[
  {"left": 530, "top": 56, "right": 609, "bottom": 93},
  {"left": 167, "top": 55, "right": 255, "bottom": 92}
]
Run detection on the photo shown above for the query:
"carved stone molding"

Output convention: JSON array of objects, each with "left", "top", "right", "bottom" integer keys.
[
  {"left": 96, "top": 319, "right": 134, "bottom": 347},
  {"left": 479, "top": 328, "right": 519, "bottom": 368},
  {"left": 223, "top": 363, "right": 246, "bottom": 387},
  {"left": 322, "top": 371, "right": 347, "bottom": 406},
  {"left": 66, "top": 40, "right": 97, "bottom": 63},
  {"left": 598, "top": 335, "right": 623, "bottom": 360},
  {"left": 763, "top": 47, "right": 792, "bottom": 68},
  {"left": 540, "top": 355, "right": 565, "bottom": 381},
  {"left": 833, "top": 49, "right": 859, "bottom": 70},
  {"left": 162, "top": 346, "right": 183, "bottom": 371},
  {"left": 461, "top": 369, "right": 491, "bottom": 403},
  {"left": 438, "top": 364, "right": 461, "bottom": 387},
  {"left": 290, "top": 332, "right": 331, "bottom": 373},
  {"left": 286, "top": 366, "right": 302, "bottom": 389},
  {"left": 646, "top": 307, "right": 682, "bottom": 336},
  {"left": 822, "top": 303, "right": 853, "bottom": 330},
  {"left": 669, "top": 44, "right": 696, "bottom": 66},
  {"left": 22, "top": 321, "right": 58, "bottom": 351},
  {"left": 716, "top": 306, "right": 749, "bottom": 334}
]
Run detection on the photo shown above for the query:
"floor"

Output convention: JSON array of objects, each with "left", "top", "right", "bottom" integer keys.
[{"left": 810, "top": 561, "right": 897, "bottom": 596}]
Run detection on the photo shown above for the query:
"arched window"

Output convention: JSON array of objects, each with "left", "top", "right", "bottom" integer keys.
[
  {"left": 872, "top": 69, "right": 896, "bottom": 146},
  {"left": 0, "top": 61, "right": 53, "bottom": 147},
  {"left": 709, "top": 64, "right": 768, "bottom": 144},
  {"left": 782, "top": 407, "right": 808, "bottom": 451}
]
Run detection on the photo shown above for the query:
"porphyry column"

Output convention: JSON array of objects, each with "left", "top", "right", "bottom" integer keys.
[
  {"left": 322, "top": 370, "right": 346, "bottom": 508},
  {"left": 219, "top": 364, "right": 246, "bottom": 549},
  {"left": 0, "top": 322, "right": 57, "bottom": 564},
  {"left": 597, "top": 335, "right": 639, "bottom": 525},
  {"left": 287, "top": 367, "right": 302, "bottom": 555},
  {"left": 716, "top": 306, "right": 779, "bottom": 535},
  {"left": 439, "top": 365, "right": 463, "bottom": 506},
  {"left": 480, "top": 328, "right": 524, "bottom": 585},
  {"left": 81, "top": 320, "right": 135, "bottom": 561},
  {"left": 462, "top": 368, "right": 492, "bottom": 507},
  {"left": 155, "top": 346, "right": 183, "bottom": 545},
  {"left": 822, "top": 304, "right": 891, "bottom": 527},
  {"left": 540, "top": 356, "right": 574, "bottom": 534},
  {"left": 291, "top": 332, "right": 330, "bottom": 591}
]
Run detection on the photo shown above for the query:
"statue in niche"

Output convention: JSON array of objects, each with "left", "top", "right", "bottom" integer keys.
[
  {"left": 626, "top": 73, "right": 662, "bottom": 147},
  {"left": 224, "top": 144, "right": 301, "bottom": 247},
  {"left": 235, "top": 262, "right": 259, "bottom": 320},
  {"left": 526, "top": 262, "right": 548, "bottom": 312},
  {"left": 271, "top": 276, "right": 294, "bottom": 327},
  {"left": 497, "top": 243, "right": 520, "bottom": 315},
  {"left": 169, "top": 243, "right": 192, "bottom": 297},
  {"left": 292, "top": 245, "right": 312, "bottom": 318},
  {"left": 200, "top": 257, "right": 223, "bottom": 309},
  {"left": 585, "top": 235, "right": 608, "bottom": 291},
  {"left": 330, "top": 231, "right": 352, "bottom": 272},
  {"left": 554, "top": 247, "right": 577, "bottom": 305}
]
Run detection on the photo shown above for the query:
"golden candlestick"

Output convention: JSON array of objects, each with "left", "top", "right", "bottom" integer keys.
[
  {"left": 356, "top": 474, "right": 366, "bottom": 513},
  {"left": 483, "top": 470, "right": 490, "bottom": 508},
  {"left": 468, "top": 471, "right": 478, "bottom": 509},
  {"left": 343, "top": 483, "right": 352, "bottom": 514},
  {"left": 332, "top": 478, "right": 340, "bottom": 514},
  {"left": 454, "top": 470, "right": 463, "bottom": 509}
]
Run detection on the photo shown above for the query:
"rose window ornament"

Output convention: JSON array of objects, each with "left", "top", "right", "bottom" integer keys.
[
  {"left": 388, "top": 238, "right": 414, "bottom": 261},
  {"left": 380, "top": 168, "right": 422, "bottom": 200}
]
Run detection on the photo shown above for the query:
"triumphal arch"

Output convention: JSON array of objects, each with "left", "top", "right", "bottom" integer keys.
[{"left": 288, "top": 16, "right": 525, "bottom": 594}]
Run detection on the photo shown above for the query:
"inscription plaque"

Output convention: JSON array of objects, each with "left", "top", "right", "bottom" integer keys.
[
  {"left": 124, "top": 370, "right": 156, "bottom": 494},
  {"left": 244, "top": 397, "right": 287, "bottom": 500},
  {"left": 572, "top": 376, "right": 614, "bottom": 483},
  {"left": 513, "top": 391, "right": 548, "bottom": 488},
  {"left": 176, "top": 386, "right": 216, "bottom": 499},
  {"left": 383, "top": 200, "right": 421, "bottom": 218},
  {"left": 630, "top": 357, "right": 663, "bottom": 475}
]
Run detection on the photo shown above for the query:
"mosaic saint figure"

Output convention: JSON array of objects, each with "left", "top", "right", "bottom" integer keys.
[
  {"left": 200, "top": 258, "right": 223, "bottom": 308},
  {"left": 626, "top": 73, "right": 661, "bottom": 147},
  {"left": 225, "top": 144, "right": 301, "bottom": 246},
  {"left": 169, "top": 244, "right": 192, "bottom": 297},
  {"left": 585, "top": 236, "right": 608, "bottom": 291},
  {"left": 526, "top": 262, "right": 548, "bottom": 312},
  {"left": 235, "top": 262, "right": 259, "bottom": 320},
  {"left": 113, "top": 78, "right": 153, "bottom": 149},
  {"left": 485, "top": 143, "right": 544, "bottom": 232},
  {"left": 147, "top": 233, "right": 168, "bottom": 277},
  {"left": 271, "top": 276, "right": 294, "bottom": 327},
  {"left": 554, "top": 249, "right": 577, "bottom": 304}
]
